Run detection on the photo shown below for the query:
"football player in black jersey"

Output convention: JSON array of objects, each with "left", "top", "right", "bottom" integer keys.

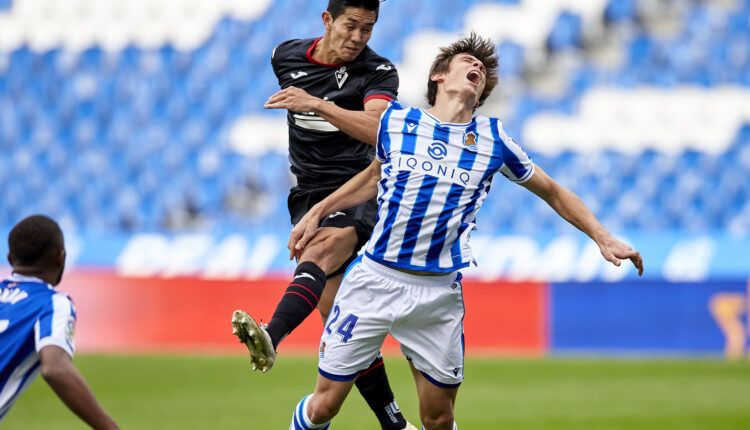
[{"left": 231, "top": 1, "right": 414, "bottom": 429}]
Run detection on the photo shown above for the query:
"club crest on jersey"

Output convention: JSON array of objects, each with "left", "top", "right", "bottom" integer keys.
[
  {"left": 463, "top": 131, "right": 478, "bottom": 152},
  {"left": 335, "top": 67, "right": 348, "bottom": 89}
]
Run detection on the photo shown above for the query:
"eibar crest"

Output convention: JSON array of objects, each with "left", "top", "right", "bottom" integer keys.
[
  {"left": 463, "top": 131, "right": 478, "bottom": 151},
  {"left": 334, "top": 67, "right": 348, "bottom": 89}
]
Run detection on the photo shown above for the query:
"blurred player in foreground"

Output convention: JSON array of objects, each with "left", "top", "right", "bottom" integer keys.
[
  {"left": 0, "top": 215, "right": 119, "bottom": 429},
  {"left": 271, "top": 33, "right": 644, "bottom": 429},
  {"left": 231, "top": 0, "right": 414, "bottom": 428}
]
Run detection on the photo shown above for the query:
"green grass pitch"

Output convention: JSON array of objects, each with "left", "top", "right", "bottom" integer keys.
[{"left": 5, "top": 355, "right": 749, "bottom": 429}]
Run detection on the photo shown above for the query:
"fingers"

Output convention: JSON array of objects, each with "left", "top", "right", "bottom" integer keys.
[
  {"left": 288, "top": 229, "right": 302, "bottom": 260},
  {"left": 602, "top": 244, "right": 645, "bottom": 276},
  {"left": 295, "top": 225, "right": 318, "bottom": 252},
  {"left": 264, "top": 87, "right": 301, "bottom": 107},
  {"left": 630, "top": 252, "right": 644, "bottom": 276},
  {"left": 264, "top": 93, "right": 289, "bottom": 109}
]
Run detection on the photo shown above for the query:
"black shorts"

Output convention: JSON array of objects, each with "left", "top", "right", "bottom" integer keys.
[{"left": 288, "top": 186, "right": 377, "bottom": 252}]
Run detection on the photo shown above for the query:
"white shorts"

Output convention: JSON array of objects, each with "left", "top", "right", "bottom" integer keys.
[{"left": 318, "top": 255, "right": 465, "bottom": 388}]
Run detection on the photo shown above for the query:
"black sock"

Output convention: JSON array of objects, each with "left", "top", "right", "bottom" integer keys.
[
  {"left": 355, "top": 355, "right": 408, "bottom": 430},
  {"left": 265, "top": 262, "right": 326, "bottom": 349}
]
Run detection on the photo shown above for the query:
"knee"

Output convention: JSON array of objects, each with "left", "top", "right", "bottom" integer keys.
[
  {"left": 308, "top": 396, "right": 341, "bottom": 424},
  {"left": 300, "top": 241, "right": 335, "bottom": 273},
  {"left": 421, "top": 411, "right": 454, "bottom": 430}
]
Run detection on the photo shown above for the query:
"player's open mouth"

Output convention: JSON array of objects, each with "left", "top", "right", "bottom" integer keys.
[{"left": 467, "top": 70, "right": 482, "bottom": 86}]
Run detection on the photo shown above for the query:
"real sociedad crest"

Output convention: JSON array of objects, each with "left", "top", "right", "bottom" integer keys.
[
  {"left": 463, "top": 131, "right": 478, "bottom": 151},
  {"left": 335, "top": 67, "right": 348, "bottom": 89}
]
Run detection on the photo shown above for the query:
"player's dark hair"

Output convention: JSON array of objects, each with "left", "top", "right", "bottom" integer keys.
[
  {"left": 426, "top": 32, "right": 499, "bottom": 108},
  {"left": 327, "top": 0, "right": 380, "bottom": 21},
  {"left": 8, "top": 215, "right": 64, "bottom": 267}
]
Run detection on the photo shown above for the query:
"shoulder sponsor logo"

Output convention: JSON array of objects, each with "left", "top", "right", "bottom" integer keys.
[
  {"left": 335, "top": 67, "right": 348, "bottom": 89},
  {"left": 406, "top": 122, "right": 417, "bottom": 133},
  {"left": 376, "top": 64, "right": 393, "bottom": 71},
  {"left": 290, "top": 71, "right": 308, "bottom": 79}
]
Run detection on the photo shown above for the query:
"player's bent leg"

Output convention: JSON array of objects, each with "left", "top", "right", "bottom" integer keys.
[
  {"left": 263, "top": 260, "right": 328, "bottom": 351},
  {"left": 409, "top": 362, "right": 459, "bottom": 430},
  {"left": 269, "top": 226, "right": 357, "bottom": 344}
]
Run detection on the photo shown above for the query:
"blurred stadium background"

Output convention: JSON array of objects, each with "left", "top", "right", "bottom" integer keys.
[{"left": 1, "top": 0, "right": 749, "bottom": 427}]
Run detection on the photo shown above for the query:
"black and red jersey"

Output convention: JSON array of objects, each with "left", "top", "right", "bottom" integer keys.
[{"left": 271, "top": 38, "right": 399, "bottom": 188}]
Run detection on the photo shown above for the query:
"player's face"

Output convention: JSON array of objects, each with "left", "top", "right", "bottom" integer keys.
[
  {"left": 324, "top": 7, "right": 377, "bottom": 63},
  {"left": 436, "top": 54, "right": 487, "bottom": 106}
]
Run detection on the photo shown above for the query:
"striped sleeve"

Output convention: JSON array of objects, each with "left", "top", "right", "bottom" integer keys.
[
  {"left": 496, "top": 121, "right": 534, "bottom": 183},
  {"left": 375, "top": 101, "right": 404, "bottom": 162},
  {"left": 34, "top": 293, "right": 76, "bottom": 357}
]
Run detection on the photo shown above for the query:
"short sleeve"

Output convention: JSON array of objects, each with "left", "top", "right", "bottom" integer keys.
[
  {"left": 375, "top": 101, "right": 406, "bottom": 162},
  {"left": 497, "top": 123, "right": 534, "bottom": 183},
  {"left": 363, "top": 61, "right": 399, "bottom": 104},
  {"left": 35, "top": 293, "right": 76, "bottom": 358}
]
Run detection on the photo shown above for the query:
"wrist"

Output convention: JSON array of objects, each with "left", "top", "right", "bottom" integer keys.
[{"left": 310, "top": 98, "right": 325, "bottom": 114}]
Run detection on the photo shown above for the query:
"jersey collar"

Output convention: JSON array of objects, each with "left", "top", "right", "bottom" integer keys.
[{"left": 7, "top": 273, "right": 49, "bottom": 286}]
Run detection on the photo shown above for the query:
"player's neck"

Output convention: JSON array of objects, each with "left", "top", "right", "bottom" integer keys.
[
  {"left": 312, "top": 37, "right": 344, "bottom": 66},
  {"left": 426, "top": 96, "right": 474, "bottom": 124},
  {"left": 11, "top": 266, "right": 57, "bottom": 286}
]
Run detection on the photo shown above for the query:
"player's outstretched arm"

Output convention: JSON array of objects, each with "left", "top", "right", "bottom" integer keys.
[
  {"left": 39, "top": 346, "right": 120, "bottom": 430},
  {"left": 289, "top": 158, "right": 382, "bottom": 259},
  {"left": 521, "top": 164, "right": 644, "bottom": 275},
  {"left": 264, "top": 86, "right": 382, "bottom": 145}
]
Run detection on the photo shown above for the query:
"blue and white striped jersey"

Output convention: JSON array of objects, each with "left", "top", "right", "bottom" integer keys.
[
  {"left": 365, "top": 101, "right": 534, "bottom": 273},
  {"left": 0, "top": 274, "right": 76, "bottom": 421}
]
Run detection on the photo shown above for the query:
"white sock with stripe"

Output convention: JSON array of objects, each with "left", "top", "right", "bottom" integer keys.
[{"left": 290, "top": 394, "right": 330, "bottom": 430}]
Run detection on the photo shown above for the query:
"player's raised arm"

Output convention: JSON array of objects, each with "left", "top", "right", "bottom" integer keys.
[
  {"left": 39, "top": 345, "right": 120, "bottom": 430},
  {"left": 521, "top": 164, "right": 644, "bottom": 275},
  {"left": 265, "top": 86, "right": 382, "bottom": 145},
  {"left": 288, "top": 158, "right": 382, "bottom": 259}
]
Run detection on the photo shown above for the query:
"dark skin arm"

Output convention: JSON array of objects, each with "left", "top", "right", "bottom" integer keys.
[
  {"left": 39, "top": 346, "right": 119, "bottom": 430},
  {"left": 264, "top": 86, "right": 383, "bottom": 146}
]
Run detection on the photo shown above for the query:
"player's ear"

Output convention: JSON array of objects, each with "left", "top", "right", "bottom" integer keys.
[
  {"left": 430, "top": 72, "right": 445, "bottom": 84},
  {"left": 322, "top": 11, "right": 333, "bottom": 32}
]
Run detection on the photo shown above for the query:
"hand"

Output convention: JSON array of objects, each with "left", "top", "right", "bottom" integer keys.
[
  {"left": 265, "top": 86, "right": 321, "bottom": 113},
  {"left": 288, "top": 209, "right": 323, "bottom": 260},
  {"left": 598, "top": 236, "right": 644, "bottom": 276}
]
